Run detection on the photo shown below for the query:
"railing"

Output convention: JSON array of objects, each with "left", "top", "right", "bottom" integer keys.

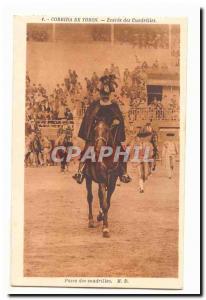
[
  {"left": 36, "top": 119, "right": 74, "bottom": 128},
  {"left": 77, "top": 106, "right": 179, "bottom": 121},
  {"left": 77, "top": 107, "right": 87, "bottom": 117},
  {"left": 35, "top": 108, "right": 179, "bottom": 128},
  {"left": 128, "top": 107, "right": 179, "bottom": 122}
]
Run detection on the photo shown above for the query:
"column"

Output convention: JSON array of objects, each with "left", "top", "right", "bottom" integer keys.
[
  {"left": 169, "top": 24, "right": 172, "bottom": 67},
  {"left": 52, "top": 24, "right": 56, "bottom": 42},
  {"left": 111, "top": 24, "right": 114, "bottom": 46}
]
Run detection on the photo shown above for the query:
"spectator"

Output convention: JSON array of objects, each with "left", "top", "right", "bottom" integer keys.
[
  {"left": 58, "top": 103, "right": 66, "bottom": 120},
  {"left": 65, "top": 108, "right": 73, "bottom": 121},
  {"left": 152, "top": 59, "right": 159, "bottom": 70},
  {"left": 85, "top": 77, "right": 93, "bottom": 94}
]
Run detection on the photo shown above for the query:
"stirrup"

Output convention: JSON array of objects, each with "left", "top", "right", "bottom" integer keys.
[
  {"left": 120, "top": 174, "right": 132, "bottom": 183},
  {"left": 72, "top": 172, "right": 84, "bottom": 184}
]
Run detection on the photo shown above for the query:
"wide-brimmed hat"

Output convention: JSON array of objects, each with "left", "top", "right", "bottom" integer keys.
[{"left": 99, "top": 75, "right": 114, "bottom": 98}]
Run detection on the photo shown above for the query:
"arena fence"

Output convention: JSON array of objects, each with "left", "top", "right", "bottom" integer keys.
[
  {"left": 128, "top": 108, "right": 179, "bottom": 122},
  {"left": 35, "top": 108, "right": 179, "bottom": 128},
  {"left": 36, "top": 119, "right": 74, "bottom": 128}
]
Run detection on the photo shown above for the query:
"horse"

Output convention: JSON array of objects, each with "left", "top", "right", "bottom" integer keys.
[
  {"left": 31, "top": 134, "right": 43, "bottom": 167},
  {"left": 25, "top": 135, "right": 33, "bottom": 167},
  {"left": 84, "top": 119, "right": 120, "bottom": 238}
]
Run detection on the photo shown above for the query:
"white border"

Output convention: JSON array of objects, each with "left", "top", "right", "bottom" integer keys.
[
  {"left": 11, "top": 16, "right": 186, "bottom": 290},
  {"left": 0, "top": 0, "right": 201, "bottom": 295}
]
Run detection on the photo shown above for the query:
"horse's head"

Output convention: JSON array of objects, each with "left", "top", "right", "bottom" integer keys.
[{"left": 93, "top": 120, "right": 111, "bottom": 153}]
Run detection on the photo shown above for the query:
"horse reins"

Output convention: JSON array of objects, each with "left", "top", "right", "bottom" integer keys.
[{"left": 94, "top": 124, "right": 119, "bottom": 147}]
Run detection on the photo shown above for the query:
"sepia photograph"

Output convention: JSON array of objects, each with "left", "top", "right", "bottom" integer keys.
[{"left": 11, "top": 16, "right": 187, "bottom": 289}]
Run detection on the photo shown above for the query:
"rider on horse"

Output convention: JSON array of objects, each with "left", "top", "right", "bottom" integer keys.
[{"left": 73, "top": 75, "right": 131, "bottom": 184}]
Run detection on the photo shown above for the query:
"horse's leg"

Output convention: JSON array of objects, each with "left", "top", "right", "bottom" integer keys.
[
  {"left": 60, "top": 150, "right": 66, "bottom": 172},
  {"left": 86, "top": 176, "right": 95, "bottom": 228},
  {"left": 33, "top": 152, "right": 38, "bottom": 167},
  {"left": 106, "top": 174, "right": 118, "bottom": 222},
  {"left": 99, "top": 183, "right": 109, "bottom": 237},
  {"left": 61, "top": 151, "right": 67, "bottom": 173},
  {"left": 37, "top": 152, "right": 41, "bottom": 166},
  {"left": 97, "top": 186, "right": 104, "bottom": 222}
]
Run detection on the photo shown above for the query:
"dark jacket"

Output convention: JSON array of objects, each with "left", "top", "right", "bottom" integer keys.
[{"left": 78, "top": 100, "right": 126, "bottom": 144}]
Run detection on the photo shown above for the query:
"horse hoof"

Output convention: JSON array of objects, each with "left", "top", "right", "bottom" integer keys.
[
  {"left": 103, "top": 231, "right": 110, "bottom": 238},
  {"left": 102, "top": 228, "right": 110, "bottom": 238},
  {"left": 97, "top": 214, "right": 103, "bottom": 222},
  {"left": 88, "top": 220, "right": 95, "bottom": 228}
]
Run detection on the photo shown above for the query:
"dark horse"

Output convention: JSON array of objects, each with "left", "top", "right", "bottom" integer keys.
[{"left": 85, "top": 120, "right": 120, "bottom": 238}]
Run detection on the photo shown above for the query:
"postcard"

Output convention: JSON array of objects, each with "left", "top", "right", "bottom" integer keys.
[{"left": 11, "top": 15, "right": 187, "bottom": 289}]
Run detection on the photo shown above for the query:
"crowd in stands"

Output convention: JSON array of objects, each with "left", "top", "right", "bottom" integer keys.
[
  {"left": 26, "top": 72, "right": 75, "bottom": 123},
  {"left": 90, "top": 27, "right": 169, "bottom": 49},
  {"left": 25, "top": 58, "right": 179, "bottom": 135},
  {"left": 116, "top": 29, "right": 169, "bottom": 49},
  {"left": 27, "top": 30, "right": 49, "bottom": 42},
  {"left": 25, "top": 59, "right": 179, "bottom": 168},
  {"left": 92, "top": 27, "right": 110, "bottom": 42},
  {"left": 171, "top": 32, "right": 180, "bottom": 67}
]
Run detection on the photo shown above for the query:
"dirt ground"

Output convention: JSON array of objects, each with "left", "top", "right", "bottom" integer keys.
[{"left": 24, "top": 161, "right": 179, "bottom": 278}]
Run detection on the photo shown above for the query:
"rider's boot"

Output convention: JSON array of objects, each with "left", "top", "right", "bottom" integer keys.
[
  {"left": 119, "top": 162, "right": 132, "bottom": 183},
  {"left": 72, "top": 162, "right": 85, "bottom": 184}
]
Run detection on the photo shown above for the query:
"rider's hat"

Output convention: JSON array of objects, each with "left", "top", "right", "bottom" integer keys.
[{"left": 99, "top": 75, "right": 113, "bottom": 98}]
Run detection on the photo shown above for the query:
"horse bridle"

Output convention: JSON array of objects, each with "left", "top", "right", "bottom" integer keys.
[
  {"left": 94, "top": 119, "right": 119, "bottom": 147},
  {"left": 94, "top": 128, "right": 119, "bottom": 149},
  {"left": 95, "top": 136, "right": 108, "bottom": 145},
  {"left": 94, "top": 121, "right": 113, "bottom": 147}
]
